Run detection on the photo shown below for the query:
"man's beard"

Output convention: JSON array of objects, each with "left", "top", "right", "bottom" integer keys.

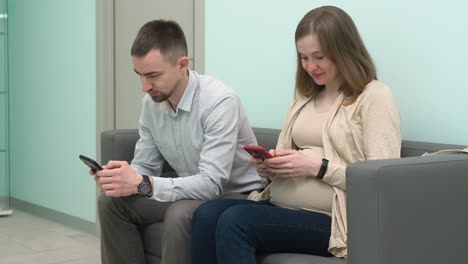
[
  {"left": 150, "top": 93, "right": 169, "bottom": 103},
  {"left": 150, "top": 79, "right": 179, "bottom": 103}
]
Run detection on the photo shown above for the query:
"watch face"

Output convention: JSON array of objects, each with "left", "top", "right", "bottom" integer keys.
[{"left": 138, "top": 176, "right": 153, "bottom": 197}]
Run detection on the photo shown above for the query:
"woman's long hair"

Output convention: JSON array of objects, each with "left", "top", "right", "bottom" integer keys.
[{"left": 295, "top": 6, "right": 377, "bottom": 105}]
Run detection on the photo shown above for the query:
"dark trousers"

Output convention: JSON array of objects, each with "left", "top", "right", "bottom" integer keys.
[
  {"left": 190, "top": 199, "right": 333, "bottom": 264},
  {"left": 98, "top": 192, "right": 248, "bottom": 264},
  {"left": 98, "top": 193, "right": 173, "bottom": 264}
]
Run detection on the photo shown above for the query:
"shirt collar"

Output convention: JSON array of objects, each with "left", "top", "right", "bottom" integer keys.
[
  {"left": 177, "top": 70, "right": 198, "bottom": 112},
  {"left": 162, "top": 70, "right": 198, "bottom": 114}
]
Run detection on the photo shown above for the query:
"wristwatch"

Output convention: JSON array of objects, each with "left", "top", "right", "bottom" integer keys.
[
  {"left": 137, "top": 175, "right": 153, "bottom": 197},
  {"left": 316, "top": 159, "right": 329, "bottom": 180}
]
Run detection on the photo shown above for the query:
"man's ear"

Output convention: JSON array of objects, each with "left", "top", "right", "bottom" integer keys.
[{"left": 177, "top": 56, "right": 189, "bottom": 70}]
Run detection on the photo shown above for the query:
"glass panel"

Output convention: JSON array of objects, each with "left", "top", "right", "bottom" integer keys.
[
  {"left": 0, "top": 152, "right": 8, "bottom": 211},
  {"left": 0, "top": 0, "right": 4, "bottom": 34},
  {"left": 0, "top": 34, "right": 5, "bottom": 92},
  {"left": 0, "top": 0, "right": 8, "bottom": 213},
  {"left": 0, "top": 94, "right": 5, "bottom": 150}
]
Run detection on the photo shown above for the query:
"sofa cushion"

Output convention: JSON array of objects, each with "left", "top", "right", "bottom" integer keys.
[
  {"left": 144, "top": 253, "right": 161, "bottom": 264},
  {"left": 257, "top": 253, "right": 346, "bottom": 264}
]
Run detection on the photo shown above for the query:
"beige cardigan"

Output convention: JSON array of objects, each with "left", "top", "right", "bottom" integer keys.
[{"left": 251, "top": 80, "right": 401, "bottom": 257}]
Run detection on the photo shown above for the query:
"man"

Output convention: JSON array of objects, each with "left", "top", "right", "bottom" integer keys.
[{"left": 92, "top": 20, "right": 263, "bottom": 264}]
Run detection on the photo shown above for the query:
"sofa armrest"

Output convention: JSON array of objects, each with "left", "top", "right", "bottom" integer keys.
[{"left": 346, "top": 154, "right": 468, "bottom": 264}]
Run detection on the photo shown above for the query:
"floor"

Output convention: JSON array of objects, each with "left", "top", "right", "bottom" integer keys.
[{"left": 0, "top": 209, "right": 100, "bottom": 264}]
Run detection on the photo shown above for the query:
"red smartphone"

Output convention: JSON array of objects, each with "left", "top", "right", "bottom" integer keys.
[{"left": 243, "top": 145, "right": 273, "bottom": 159}]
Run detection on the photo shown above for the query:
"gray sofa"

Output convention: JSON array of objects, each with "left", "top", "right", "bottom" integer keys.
[{"left": 101, "top": 127, "right": 468, "bottom": 264}]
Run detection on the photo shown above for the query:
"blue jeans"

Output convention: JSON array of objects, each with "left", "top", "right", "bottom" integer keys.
[{"left": 190, "top": 199, "right": 332, "bottom": 264}]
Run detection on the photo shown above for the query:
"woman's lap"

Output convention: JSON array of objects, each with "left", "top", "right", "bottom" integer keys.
[
  {"left": 191, "top": 198, "right": 332, "bottom": 264},
  {"left": 216, "top": 202, "right": 332, "bottom": 257}
]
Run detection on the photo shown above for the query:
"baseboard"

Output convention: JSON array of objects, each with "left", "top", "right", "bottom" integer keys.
[
  {"left": 0, "top": 209, "right": 13, "bottom": 216},
  {"left": 11, "top": 197, "right": 97, "bottom": 236}
]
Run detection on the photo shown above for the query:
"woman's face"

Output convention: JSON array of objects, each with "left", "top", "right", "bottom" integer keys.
[{"left": 296, "top": 34, "right": 340, "bottom": 89}]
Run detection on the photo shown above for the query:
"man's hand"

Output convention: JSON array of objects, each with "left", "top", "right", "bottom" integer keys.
[
  {"left": 92, "top": 160, "right": 143, "bottom": 197},
  {"left": 263, "top": 150, "right": 321, "bottom": 178}
]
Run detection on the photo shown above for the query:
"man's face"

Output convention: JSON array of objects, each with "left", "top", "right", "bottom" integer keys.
[{"left": 132, "top": 49, "right": 183, "bottom": 103}]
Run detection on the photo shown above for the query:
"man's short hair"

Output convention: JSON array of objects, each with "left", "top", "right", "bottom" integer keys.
[{"left": 131, "top": 19, "right": 188, "bottom": 64}]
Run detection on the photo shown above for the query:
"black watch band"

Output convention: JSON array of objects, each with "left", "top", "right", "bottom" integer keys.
[
  {"left": 137, "top": 175, "right": 153, "bottom": 197},
  {"left": 317, "top": 159, "right": 329, "bottom": 180}
]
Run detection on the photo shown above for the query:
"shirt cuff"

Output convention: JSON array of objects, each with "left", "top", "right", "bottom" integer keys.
[{"left": 151, "top": 176, "right": 177, "bottom": 202}]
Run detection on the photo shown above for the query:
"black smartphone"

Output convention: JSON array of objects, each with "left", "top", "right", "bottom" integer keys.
[{"left": 79, "top": 155, "right": 103, "bottom": 172}]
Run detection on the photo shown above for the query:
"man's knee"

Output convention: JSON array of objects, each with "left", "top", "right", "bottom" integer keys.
[
  {"left": 164, "top": 200, "right": 204, "bottom": 232},
  {"left": 97, "top": 192, "right": 124, "bottom": 219},
  {"left": 97, "top": 192, "right": 111, "bottom": 211}
]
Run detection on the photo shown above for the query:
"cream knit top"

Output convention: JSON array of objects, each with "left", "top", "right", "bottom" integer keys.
[
  {"left": 274, "top": 80, "right": 401, "bottom": 257},
  {"left": 270, "top": 100, "right": 334, "bottom": 215}
]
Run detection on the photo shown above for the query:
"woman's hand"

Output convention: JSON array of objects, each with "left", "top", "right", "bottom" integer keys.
[
  {"left": 264, "top": 150, "right": 321, "bottom": 178},
  {"left": 249, "top": 149, "right": 276, "bottom": 178}
]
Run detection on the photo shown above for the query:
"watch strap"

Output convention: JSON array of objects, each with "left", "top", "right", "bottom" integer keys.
[{"left": 317, "top": 158, "right": 329, "bottom": 180}]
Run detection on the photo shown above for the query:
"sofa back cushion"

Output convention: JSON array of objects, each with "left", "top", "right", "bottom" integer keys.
[
  {"left": 401, "top": 140, "right": 467, "bottom": 158},
  {"left": 252, "top": 127, "right": 281, "bottom": 151},
  {"left": 101, "top": 129, "right": 174, "bottom": 173},
  {"left": 101, "top": 128, "right": 467, "bottom": 172}
]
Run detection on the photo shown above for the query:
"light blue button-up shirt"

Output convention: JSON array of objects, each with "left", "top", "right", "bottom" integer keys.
[{"left": 131, "top": 70, "right": 263, "bottom": 202}]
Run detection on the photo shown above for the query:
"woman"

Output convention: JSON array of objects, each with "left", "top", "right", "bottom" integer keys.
[{"left": 190, "top": 6, "right": 401, "bottom": 263}]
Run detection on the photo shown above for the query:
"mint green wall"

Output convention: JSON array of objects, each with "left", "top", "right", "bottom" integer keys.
[
  {"left": 8, "top": 0, "right": 97, "bottom": 222},
  {"left": 205, "top": 0, "right": 468, "bottom": 145}
]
